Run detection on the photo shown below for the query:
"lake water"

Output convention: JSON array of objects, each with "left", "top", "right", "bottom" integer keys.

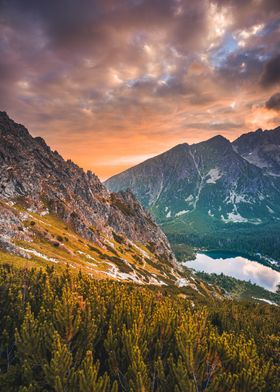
[{"left": 184, "top": 252, "right": 280, "bottom": 292}]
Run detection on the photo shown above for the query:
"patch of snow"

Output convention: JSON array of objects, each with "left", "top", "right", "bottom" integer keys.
[
  {"left": 27, "top": 206, "right": 37, "bottom": 213},
  {"left": 104, "top": 239, "right": 115, "bottom": 248},
  {"left": 208, "top": 210, "right": 214, "bottom": 217},
  {"left": 235, "top": 195, "right": 249, "bottom": 204},
  {"left": 175, "top": 210, "right": 189, "bottom": 217},
  {"left": 149, "top": 277, "right": 161, "bottom": 285},
  {"left": 221, "top": 212, "right": 248, "bottom": 223},
  {"left": 176, "top": 278, "right": 189, "bottom": 287},
  {"left": 103, "top": 260, "right": 168, "bottom": 286},
  {"left": 149, "top": 277, "right": 168, "bottom": 286},
  {"left": 18, "top": 247, "right": 59, "bottom": 263},
  {"left": 206, "top": 168, "right": 222, "bottom": 184},
  {"left": 40, "top": 209, "right": 49, "bottom": 216},
  {"left": 157, "top": 280, "right": 168, "bottom": 286},
  {"left": 251, "top": 218, "right": 262, "bottom": 225},
  {"left": 185, "top": 195, "right": 194, "bottom": 203},
  {"left": 257, "top": 254, "right": 278, "bottom": 266},
  {"left": 166, "top": 211, "right": 171, "bottom": 218},
  {"left": 226, "top": 190, "right": 252, "bottom": 205},
  {"left": 77, "top": 250, "right": 97, "bottom": 263},
  {"left": 120, "top": 257, "right": 133, "bottom": 268},
  {"left": 164, "top": 206, "right": 168, "bottom": 212},
  {"left": 130, "top": 241, "right": 149, "bottom": 258},
  {"left": 267, "top": 206, "right": 274, "bottom": 214},
  {"left": 104, "top": 265, "right": 143, "bottom": 284}
]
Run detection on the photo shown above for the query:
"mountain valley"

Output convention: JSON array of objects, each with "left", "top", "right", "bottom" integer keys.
[{"left": 105, "top": 127, "right": 280, "bottom": 268}]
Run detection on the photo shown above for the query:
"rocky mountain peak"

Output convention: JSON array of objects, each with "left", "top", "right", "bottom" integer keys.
[
  {"left": 0, "top": 111, "right": 29, "bottom": 139},
  {"left": 172, "top": 142, "right": 189, "bottom": 150},
  {"left": 206, "top": 134, "right": 229, "bottom": 143},
  {"left": 233, "top": 125, "right": 280, "bottom": 175},
  {"left": 255, "top": 128, "right": 263, "bottom": 134},
  {"left": 198, "top": 134, "right": 231, "bottom": 150},
  {"left": 0, "top": 112, "right": 176, "bottom": 265}
]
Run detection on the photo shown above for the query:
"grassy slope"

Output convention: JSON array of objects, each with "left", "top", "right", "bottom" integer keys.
[
  {"left": 1, "top": 200, "right": 182, "bottom": 285},
  {"left": 1, "top": 201, "right": 278, "bottom": 305}
]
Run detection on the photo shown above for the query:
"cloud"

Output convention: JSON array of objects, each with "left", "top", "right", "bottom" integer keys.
[
  {"left": 261, "top": 54, "right": 280, "bottom": 87},
  {"left": 266, "top": 92, "right": 280, "bottom": 110},
  {"left": 0, "top": 0, "right": 280, "bottom": 177},
  {"left": 187, "top": 120, "right": 244, "bottom": 131},
  {"left": 217, "top": 49, "right": 265, "bottom": 85}
]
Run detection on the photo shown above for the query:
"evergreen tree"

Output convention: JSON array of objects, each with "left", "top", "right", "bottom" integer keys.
[{"left": 0, "top": 264, "right": 279, "bottom": 391}]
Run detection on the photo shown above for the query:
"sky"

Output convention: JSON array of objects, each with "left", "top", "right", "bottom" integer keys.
[{"left": 1, "top": 0, "right": 280, "bottom": 179}]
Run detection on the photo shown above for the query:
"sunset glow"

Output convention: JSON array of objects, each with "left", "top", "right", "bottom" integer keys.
[{"left": 1, "top": 0, "right": 280, "bottom": 179}]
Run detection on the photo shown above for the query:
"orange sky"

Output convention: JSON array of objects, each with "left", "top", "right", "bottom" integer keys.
[
  {"left": 32, "top": 102, "right": 280, "bottom": 180},
  {"left": 1, "top": 0, "right": 280, "bottom": 180}
]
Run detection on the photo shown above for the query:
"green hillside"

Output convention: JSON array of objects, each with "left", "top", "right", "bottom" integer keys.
[{"left": 0, "top": 264, "right": 279, "bottom": 391}]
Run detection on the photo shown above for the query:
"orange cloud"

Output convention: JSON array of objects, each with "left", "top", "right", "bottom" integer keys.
[{"left": 1, "top": 0, "right": 280, "bottom": 179}]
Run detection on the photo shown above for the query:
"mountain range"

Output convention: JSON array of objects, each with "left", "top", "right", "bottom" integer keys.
[
  {"left": 0, "top": 111, "right": 279, "bottom": 303},
  {"left": 105, "top": 127, "right": 280, "bottom": 267},
  {"left": 0, "top": 112, "right": 278, "bottom": 301}
]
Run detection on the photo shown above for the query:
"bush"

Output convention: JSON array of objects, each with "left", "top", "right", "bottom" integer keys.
[{"left": 0, "top": 264, "right": 279, "bottom": 391}]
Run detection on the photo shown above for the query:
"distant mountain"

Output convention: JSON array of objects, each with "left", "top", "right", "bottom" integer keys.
[
  {"left": 0, "top": 111, "right": 183, "bottom": 285},
  {"left": 105, "top": 127, "right": 280, "bottom": 266},
  {"left": 233, "top": 126, "right": 280, "bottom": 176}
]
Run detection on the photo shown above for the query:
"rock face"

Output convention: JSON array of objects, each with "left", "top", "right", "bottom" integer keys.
[
  {"left": 233, "top": 127, "right": 280, "bottom": 176},
  {"left": 105, "top": 128, "right": 280, "bottom": 262},
  {"left": 0, "top": 111, "right": 175, "bottom": 264}
]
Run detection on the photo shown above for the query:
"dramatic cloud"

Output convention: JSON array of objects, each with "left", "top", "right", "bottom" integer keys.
[
  {"left": 266, "top": 92, "right": 280, "bottom": 111},
  {"left": 261, "top": 54, "right": 280, "bottom": 87},
  {"left": 0, "top": 0, "right": 280, "bottom": 178}
]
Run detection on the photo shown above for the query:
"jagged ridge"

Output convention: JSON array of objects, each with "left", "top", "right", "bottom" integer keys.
[{"left": 0, "top": 111, "right": 178, "bottom": 282}]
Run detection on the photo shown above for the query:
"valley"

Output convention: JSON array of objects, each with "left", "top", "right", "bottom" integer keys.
[{"left": 0, "top": 113, "right": 279, "bottom": 391}]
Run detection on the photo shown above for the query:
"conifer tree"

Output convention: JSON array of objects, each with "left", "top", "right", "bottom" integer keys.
[{"left": 0, "top": 264, "right": 279, "bottom": 391}]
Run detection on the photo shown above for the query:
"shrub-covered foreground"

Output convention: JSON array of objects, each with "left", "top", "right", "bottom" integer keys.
[{"left": 0, "top": 264, "right": 279, "bottom": 391}]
